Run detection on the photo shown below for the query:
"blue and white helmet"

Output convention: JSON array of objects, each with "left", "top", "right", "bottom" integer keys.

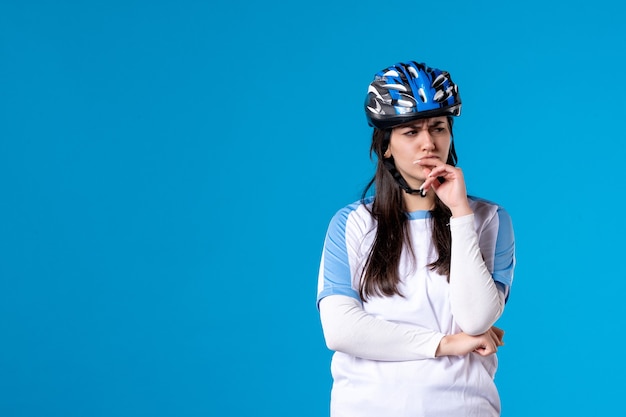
[{"left": 365, "top": 61, "right": 462, "bottom": 129}]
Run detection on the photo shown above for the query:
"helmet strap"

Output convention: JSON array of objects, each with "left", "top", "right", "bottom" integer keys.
[
  {"left": 381, "top": 130, "right": 427, "bottom": 197},
  {"left": 382, "top": 158, "right": 427, "bottom": 197}
]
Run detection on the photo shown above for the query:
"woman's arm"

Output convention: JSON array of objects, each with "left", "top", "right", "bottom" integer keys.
[
  {"left": 319, "top": 295, "right": 446, "bottom": 361},
  {"left": 320, "top": 295, "right": 504, "bottom": 360},
  {"left": 423, "top": 165, "right": 515, "bottom": 336},
  {"left": 448, "top": 214, "right": 506, "bottom": 335}
]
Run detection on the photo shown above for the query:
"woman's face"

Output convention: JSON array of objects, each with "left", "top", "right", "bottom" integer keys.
[{"left": 387, "top": 116, "right": 451, "bottom": 188}]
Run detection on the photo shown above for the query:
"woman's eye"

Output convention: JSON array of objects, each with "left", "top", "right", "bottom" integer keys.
[{"left": 404, "top": 130, "right": 417, "bottom": 136}]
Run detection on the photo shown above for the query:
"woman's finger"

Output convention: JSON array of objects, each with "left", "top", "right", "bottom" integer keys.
[{"left": 427, "top": 164, "right": 449, "bottom": 177}]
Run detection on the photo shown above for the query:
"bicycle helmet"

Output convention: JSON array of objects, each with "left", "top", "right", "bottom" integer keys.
[{"left": 365, "top": 61, "right": 461, "bottom": 129}]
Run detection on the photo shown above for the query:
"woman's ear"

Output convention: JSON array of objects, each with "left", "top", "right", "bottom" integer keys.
[{"left": 383, "top": 148, "right": 391, "bottom": 158}]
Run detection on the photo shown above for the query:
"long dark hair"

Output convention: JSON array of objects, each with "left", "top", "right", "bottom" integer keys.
[{"left": 359, "top": 117, "right": 456, "bottom": 301}]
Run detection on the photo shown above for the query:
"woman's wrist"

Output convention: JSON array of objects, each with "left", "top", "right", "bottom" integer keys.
[
  {"left": 435, "top": 334, "right": 457, "bottom": 357},
  {"left": 450, "top": 205, "right": 473, "bottom": 218}
]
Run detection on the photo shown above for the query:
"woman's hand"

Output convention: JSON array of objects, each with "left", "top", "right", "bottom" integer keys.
[
  {"left": 435, "top": 326, "right": 505, "bottom": 357},
  {"left": 419, "top": 163, "right": 472, "bottom": 217}
]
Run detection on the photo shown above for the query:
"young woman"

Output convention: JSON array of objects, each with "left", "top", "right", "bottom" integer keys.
[{"left": 316, "top": 61, "right": 515, "bottom": 417}]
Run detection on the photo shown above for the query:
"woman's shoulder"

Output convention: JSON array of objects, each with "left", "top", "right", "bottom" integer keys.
[
  {"left": 468, "top": 195, "right": 508, "bottom": 211},
  {"left": 327, "top": 197, "right": 375, "bottom": 231},
  {"left": 468, "top": 195, "right": 513, "bottom": 225},
  {"left": 332, "top": 196, "right": 373, "bottom": 216}
]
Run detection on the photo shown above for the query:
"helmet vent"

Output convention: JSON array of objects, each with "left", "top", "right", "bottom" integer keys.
[
  {"left": 418, "top": 88, "right": 427, "bottom": 103},
  {"left": 384, "top": 84, "right": 408, "bottom": 92}
]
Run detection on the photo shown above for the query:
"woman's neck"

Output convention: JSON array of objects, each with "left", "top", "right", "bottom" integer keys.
[{"left": 403, "top": 191, "right": 435, "bottom": 212}]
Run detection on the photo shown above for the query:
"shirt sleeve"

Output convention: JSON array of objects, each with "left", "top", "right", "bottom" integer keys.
[
  {"left": 319, "top": 295, "right": 445, "bottom": 361},
  {"left": 489, "top": 207, "right": 515, "bottom": 291},
  {"left": 448, "top": 210, "right": 515, "bottom": 335},
  {"left": 316, "top": 205, "right": 362, "bottom": 307}
]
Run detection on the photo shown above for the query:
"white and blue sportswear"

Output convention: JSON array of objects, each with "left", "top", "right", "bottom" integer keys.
[{"left": 316, "top": 196, "right": 515, "bottom": 417}]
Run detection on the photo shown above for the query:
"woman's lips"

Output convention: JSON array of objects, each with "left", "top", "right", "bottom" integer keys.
[{"left": 412, "top": 156, "right": 440, "bottom": 165}]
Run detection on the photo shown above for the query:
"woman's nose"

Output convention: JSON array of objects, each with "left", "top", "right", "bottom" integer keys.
[{"left": 420, "top": 132, "right": 435, "bottom": 150}]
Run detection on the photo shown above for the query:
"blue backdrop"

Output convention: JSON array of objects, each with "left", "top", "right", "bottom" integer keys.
[{"left": 2, "top": 1, "right": 625, "bottom": 416}]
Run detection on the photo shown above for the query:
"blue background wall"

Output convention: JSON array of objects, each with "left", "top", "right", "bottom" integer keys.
[{"left": 2, "top": 1, "right": 625, "bottom": 416}]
